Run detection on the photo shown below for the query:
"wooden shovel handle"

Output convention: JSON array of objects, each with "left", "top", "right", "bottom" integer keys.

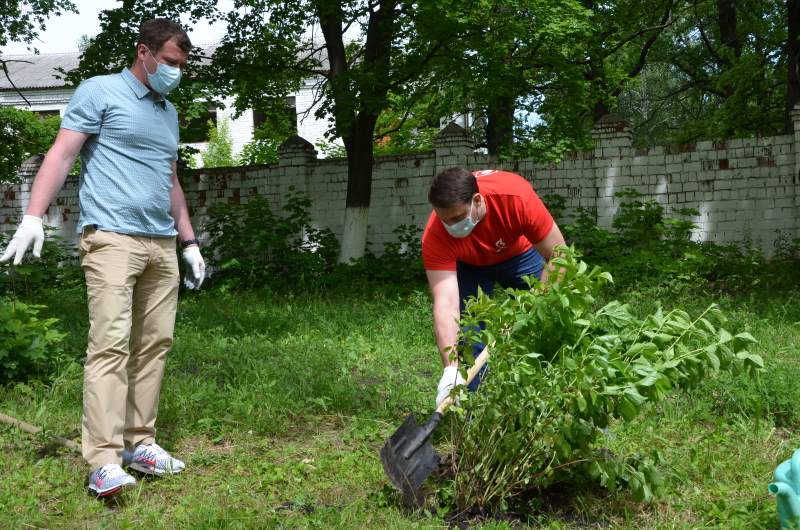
[
  {"left": 435, "top": 346, "right": 490, "bottom": 414},
  {"left": 0, "top": 412, "right": 80, "bottom": 453}
]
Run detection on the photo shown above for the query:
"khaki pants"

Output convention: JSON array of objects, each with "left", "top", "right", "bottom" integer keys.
[{"left": 79, "top": 227, "right": 179, "bottom": 469}]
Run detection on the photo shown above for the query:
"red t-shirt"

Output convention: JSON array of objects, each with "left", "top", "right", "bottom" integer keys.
[{"left": 422, "top": 170, "right": 554, "bottom": 271}]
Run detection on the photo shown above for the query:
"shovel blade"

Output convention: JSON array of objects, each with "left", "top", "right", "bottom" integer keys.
[{"left": 380, "top": 413, "right": 440, "bottom": 506}]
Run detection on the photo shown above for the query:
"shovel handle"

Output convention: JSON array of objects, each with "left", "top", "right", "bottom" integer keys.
[{"left": 435, "top": 346, "right": 489, "bottom": 414}]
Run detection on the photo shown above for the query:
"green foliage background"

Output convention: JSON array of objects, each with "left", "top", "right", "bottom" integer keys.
[{"left": 0, "top": 108, "right": 60, "bottom": 183}]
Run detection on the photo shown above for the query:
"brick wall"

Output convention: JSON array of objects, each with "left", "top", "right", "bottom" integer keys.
[{"left": 4, "top": 107, "right": 800, "bottom": 256}]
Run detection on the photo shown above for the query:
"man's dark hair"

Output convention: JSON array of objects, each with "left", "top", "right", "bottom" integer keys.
[
  {"left": 137, "top": 19, "right": 192, "bottom": 54},
  {"left": 428, "top": 167, "right": 478, "bottom": 208}
]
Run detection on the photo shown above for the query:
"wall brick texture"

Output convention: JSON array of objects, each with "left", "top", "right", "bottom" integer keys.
[{"left": 4, "top": 105, "right": 800, "bottom": 256}]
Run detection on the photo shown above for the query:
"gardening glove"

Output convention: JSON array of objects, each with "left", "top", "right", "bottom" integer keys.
[
  {"left": 436, "top": 365, "right": 466, "bottom": 409},
  {"left": 0, "top": 215, "right": 44, "bottom": 265},
  {"left": 182, "top": 245, "right": 206, "bottom": 290}
]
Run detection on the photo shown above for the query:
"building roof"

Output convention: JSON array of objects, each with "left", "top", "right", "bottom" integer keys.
[
  {"left": 0, "top": 52, "right": 80, "bottom": 90},
  {"left": 1, "top": 42, "right": 326, "bottom": 92}
]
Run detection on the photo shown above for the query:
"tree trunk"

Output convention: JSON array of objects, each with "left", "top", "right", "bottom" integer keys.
[
  {"left": 331, "top": 0, "right": 397, "bottom": 262},
  {"left": 593, "top": 97, "right": 611, "bottom": 123},
  {"left": 716, "top": 0, "right": 742, "bottom": 61},
  {"left": 785, "top": 0, "right": 800, "bottom": 133},
  {"left": 339, "top": 115, "right": 377, "bottom": 263},
  {"left": 486, "top": 93, "right": 515, "bottom": 156}
]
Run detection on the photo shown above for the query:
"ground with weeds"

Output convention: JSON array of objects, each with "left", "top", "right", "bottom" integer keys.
[{"left": 1, "top": 281, "right": 798, "bottom": 529}]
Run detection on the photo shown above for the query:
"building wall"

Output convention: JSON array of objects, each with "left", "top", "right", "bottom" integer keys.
[
  {"left": 0, "top": 87, "right": 74, "bottom": 113},
  {"left": 3, "top": 111, "right": 800, "bottom": 256},
  {"left": 1, "top": 82, "right": 336, "bottom": 163},
  {"left": 294, "top": 78, "right": 341, "bottom": 153}
]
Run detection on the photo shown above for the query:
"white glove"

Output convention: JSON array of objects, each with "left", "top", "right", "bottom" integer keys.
[
  {"left": 436, "top": 365, "right": 466, "bottom": 408},
  {"left": 0, "top": 215, "right": 44, "bottom": 265},
  {"left": 182, "top": 245, "right": 206, "bottom": 290}
]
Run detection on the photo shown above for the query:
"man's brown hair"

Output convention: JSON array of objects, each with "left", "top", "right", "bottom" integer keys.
[
  {"left": 137, "top": 19, "right": 192, "bottom": 54},
  {"left": 428, "top": 167, "right": 478, "bottom": 208}
]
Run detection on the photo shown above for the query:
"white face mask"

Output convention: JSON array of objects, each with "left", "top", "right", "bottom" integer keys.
[
  {"left": 443, "top": 199, "right": 480, "bottom": 238},
  {"left": 143, "top": 47, "right": 182, "bottom": 95}
]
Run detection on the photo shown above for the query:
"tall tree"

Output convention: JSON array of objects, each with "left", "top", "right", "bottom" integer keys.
[
  {"left": 580, "top": 0, "right": 676, "bottom": 122},
  {"left": 632, "top": 0, "right": 787, "bottom": 141},
  {"left": 785, "top": 0, "right": 800, "bottom": 132},
  {"left": 419, "top": 0, "right": 674, "bottom": 159},
  {"left": 203, "top": 0, "right": 461, "bottom": 261},
  {"left": 420, "top": 0, "right": 594, "bottom": 157}
]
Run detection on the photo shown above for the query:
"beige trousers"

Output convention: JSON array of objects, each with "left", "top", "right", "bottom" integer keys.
[{"left": 79, "top": 227, "right": 179, "bottom": 469}]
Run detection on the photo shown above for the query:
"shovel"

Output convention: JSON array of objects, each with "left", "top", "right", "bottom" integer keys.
[{"left": 380, "top": 346, "right": 489, "bottom": 506}]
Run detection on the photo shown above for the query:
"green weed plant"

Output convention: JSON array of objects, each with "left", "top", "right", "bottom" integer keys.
[
  {"left": 0, "top": 298, "right": 66, "bottom": 383},
  {"left": 448, "top": 247, "right": 763, "bottom": 512}
]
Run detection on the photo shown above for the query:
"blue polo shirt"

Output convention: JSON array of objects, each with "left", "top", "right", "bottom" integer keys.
[{"left": 61, "top": 68, "right": 180, "bottom": 237}]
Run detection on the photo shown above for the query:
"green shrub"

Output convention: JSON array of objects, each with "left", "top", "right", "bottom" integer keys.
[
  {"left": 321, "top": 224, "right": 426, "bottom": 294},
  {"left": 204, "top": 190, "right": 339, "bottom": 290},
  {"left": 0, "top": 108, "right": 61, "bottom": 184},
  {"left": 0, "top": 298, "right": 67, "bottom": 383},
  {"left": 560, "top": 189, "right": 774, "bottom": 291},
  {"left": 447, "top": 247, "right": 762, "bottom": 512}
]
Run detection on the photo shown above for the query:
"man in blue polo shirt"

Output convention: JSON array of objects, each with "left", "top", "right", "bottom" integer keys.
[{"left": 0, "top": 19, "right": 205, "bottom": 497}]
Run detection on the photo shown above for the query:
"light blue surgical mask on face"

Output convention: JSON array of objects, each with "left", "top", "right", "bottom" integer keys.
[
  {"left": 143, "top": 47, "right": 182, "bottom": 95},
  {"left": 443, "top": 198, "right": 481, "bottom": 238}
]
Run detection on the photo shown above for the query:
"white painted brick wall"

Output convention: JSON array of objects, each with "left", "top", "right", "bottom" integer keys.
[{"left": 4, "top": 116, "right": 800, "bottom": 256}]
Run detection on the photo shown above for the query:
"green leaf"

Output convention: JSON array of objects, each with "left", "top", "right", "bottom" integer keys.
[
  {"left": 735, "top": 351, "right": 765, "bottom": 368},
  {"left": 623, "top": 387, "right": 647, "bottom": 404},
  {"left": 626, "top": 342, "right": 658, "bottom": 358},
  {"left": 705, "top": 345, "right": 720, "bottom": 371},
  {"left": 576, "top": 392, "right": 587, "bottom": 412},
  {"left": 734, "top": 332, "right": 758, "bottom": 344},
  {"left": 620, "top": 398, "right": 638, "bottom": 421},
  {"left": 636, "top": 372, "right": 660, "bottom": 387}
]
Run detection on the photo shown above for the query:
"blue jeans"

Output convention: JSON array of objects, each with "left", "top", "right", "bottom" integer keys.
[{"left": 457, "top": 248, "right": 545, "bottom": 391}]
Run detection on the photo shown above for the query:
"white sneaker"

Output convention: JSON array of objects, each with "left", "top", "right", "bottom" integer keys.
[
  {"left": 129, "top": 442, "right": 186, "bottom": 476},
  {"left": 87, "top": 463, "right": 136, "bottom": 497}
]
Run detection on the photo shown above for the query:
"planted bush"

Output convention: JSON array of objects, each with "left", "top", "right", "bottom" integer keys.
[
  {"left": 448, "top": 247, "right": 763, "bottom": 511},
  {"left": 0, "top": 298, "right": 67, "bottom": 383}
]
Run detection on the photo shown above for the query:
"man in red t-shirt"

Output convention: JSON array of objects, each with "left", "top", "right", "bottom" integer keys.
[{"left": 422, "top": 167, "right": 566, "bottom": 407}]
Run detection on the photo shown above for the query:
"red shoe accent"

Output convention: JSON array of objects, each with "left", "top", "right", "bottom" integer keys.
[{"left": 97, "top": 486, "right": 122, "bottom": 497}]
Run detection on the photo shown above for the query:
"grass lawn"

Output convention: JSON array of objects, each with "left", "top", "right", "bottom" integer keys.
[{"left": 1, "top": 279, "right": 799, "bottom": 529}]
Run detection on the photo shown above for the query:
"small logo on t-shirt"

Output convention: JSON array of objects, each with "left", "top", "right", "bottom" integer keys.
[{"left": 495, "top": 239, "right": 506, "bottom": 253}]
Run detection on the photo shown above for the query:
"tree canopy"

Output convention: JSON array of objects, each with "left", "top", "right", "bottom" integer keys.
[{"left": 4, "top": 0, "right": 799, "bottom": 253}]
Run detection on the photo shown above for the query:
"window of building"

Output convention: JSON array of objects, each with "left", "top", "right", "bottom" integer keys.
[{"left": 253, "top": 97, "right": 297, "bottom": 133}]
